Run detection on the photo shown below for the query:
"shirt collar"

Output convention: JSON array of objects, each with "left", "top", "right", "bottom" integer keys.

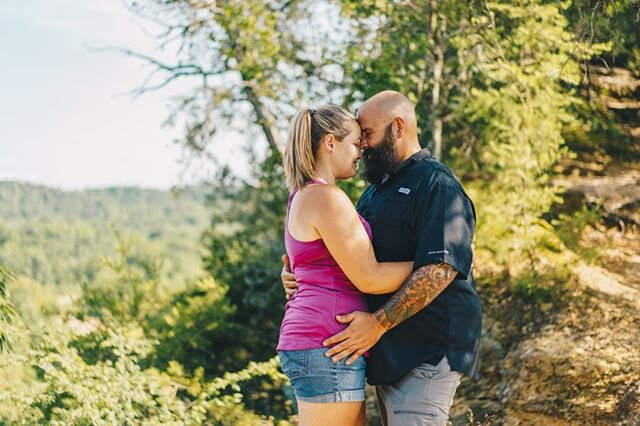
[{"left": 379, "top": 148, "right": 432, "bottom": 186}]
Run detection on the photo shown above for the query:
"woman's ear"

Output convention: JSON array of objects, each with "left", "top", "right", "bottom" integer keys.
[{"left": 321, "top": 134, "right": 335, "bottom": 152}]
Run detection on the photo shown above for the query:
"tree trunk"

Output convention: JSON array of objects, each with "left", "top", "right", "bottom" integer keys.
[
  {"left": 243, "top": 85, "right": 284, "bottom": 159},
  {"left": 431, "top": 9, "right": 445, "bottom": 161}
]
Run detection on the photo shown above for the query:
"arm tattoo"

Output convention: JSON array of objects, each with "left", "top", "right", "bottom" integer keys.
[{"left": 374, "top": 263, "right": 457, "bottom": 331}]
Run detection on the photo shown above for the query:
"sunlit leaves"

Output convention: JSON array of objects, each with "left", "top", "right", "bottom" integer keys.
[
  {"left": 459, "top": 0, "right": 609, "bottom": 268},
  {"left": 0, "top": 267, "right": 17, "bottom": 353}
]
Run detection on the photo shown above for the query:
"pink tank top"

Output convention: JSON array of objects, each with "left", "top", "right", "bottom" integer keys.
[{"left": 277, "top": 179, "right": 371, "bottom": 351}]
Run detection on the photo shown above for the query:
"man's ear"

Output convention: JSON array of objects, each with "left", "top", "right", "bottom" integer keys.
[{"left": 394, "top": 116, "right": 406, "bottom": 139}]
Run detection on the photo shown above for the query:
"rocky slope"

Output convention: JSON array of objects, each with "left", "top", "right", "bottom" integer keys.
[{"left": 451, "top": 163, "right": 640, "bottom": 425}]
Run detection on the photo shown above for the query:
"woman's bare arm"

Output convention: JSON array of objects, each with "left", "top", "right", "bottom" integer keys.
[{"left": 298, "top": 185, "right": 413, "bottom": 294}]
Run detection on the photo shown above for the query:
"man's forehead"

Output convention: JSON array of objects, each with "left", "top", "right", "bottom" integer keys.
[
  {"left": 355, "top": 104, "right": 377, "bottom": 127},
  {"left": 356, "top": 118, "right": 370, "bottom": 133},
  {"left": 357, "top": 109, "right": 386, "bottom": 133}
]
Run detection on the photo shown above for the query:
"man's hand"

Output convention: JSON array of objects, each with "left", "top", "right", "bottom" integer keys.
[
  {"left": 321, "top": 263, "right": 457, "bottom": 364},
  {"left": 322, "top": 311, "right": 386, "bottom": 365},
  {"left": 281, "top": 254, "right": 298, "bottom": 300}
]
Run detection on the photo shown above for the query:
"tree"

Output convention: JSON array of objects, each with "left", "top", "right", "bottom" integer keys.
[
  {"left": 335, "top": 0, "right": 610, "bottom": 269},
  {"left": 566, "top": 0, "right": 640, "bottom": 74},
  {"left": 340, "top": 0, "right": 477, "bottom": 160},
  {"left": 455, "top": 0, "right": 609, "bottom": 267},
  {"left": 118, "top": 0, "right": 346, "bottom": 165},
  {"left": 200, "top": 155, "right": 289, "bottom": 372}
]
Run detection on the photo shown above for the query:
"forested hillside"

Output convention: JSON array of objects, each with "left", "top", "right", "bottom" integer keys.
[{"left": 0, "top": 182, "right": 209, "bottom": 287}]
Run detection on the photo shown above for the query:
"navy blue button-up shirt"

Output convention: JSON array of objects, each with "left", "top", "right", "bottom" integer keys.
[{"left": 356, "top": 149, "right": 482, "bottom": 385}]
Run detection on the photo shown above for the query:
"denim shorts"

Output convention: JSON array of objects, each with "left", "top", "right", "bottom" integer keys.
[{"left": 278, "top": 348, "right": 367, "bottom": 403}]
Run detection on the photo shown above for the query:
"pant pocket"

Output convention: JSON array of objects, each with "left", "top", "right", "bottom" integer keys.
[
  {"left": 278, "top": 350, "right": 308, "bottom": 380},
  {"left": 397, "top": 358, "right": 460, "bottom": 420},
  {"left": 407, "top": 360, "right": 440, "bottom": 380},
  {"left": 422, "top": 368, "right": 461, "bottom": 419}
]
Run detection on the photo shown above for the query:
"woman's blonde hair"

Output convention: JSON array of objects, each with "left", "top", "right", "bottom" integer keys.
[{"left": 284, "top": 105, "right": 356, "bottom": 191}]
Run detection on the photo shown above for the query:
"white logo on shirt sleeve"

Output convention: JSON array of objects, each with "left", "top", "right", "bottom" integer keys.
[
  {"left": 398, "top": 187, "right": 411, "bottom": 195},
  {"left": 428, "top": 249, "right": 450, "bottom": 255}
]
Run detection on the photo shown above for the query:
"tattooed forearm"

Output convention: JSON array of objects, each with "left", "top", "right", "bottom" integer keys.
[{"left": 374, "top": 263, "right": 457, "bottom": 331}]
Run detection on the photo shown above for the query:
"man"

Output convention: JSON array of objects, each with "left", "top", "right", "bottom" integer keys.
[{"left": 281, "top": 91, "right": 482, "bottom": 425}]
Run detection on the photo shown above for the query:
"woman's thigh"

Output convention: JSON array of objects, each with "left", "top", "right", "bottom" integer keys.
[{"left": 298, "top": 400, "right": 365, "bottom": 426}]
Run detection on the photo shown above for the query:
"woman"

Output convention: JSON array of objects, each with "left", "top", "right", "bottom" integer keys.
[{"left": 277, "top": 105, "right": 413, "bottom": 426}]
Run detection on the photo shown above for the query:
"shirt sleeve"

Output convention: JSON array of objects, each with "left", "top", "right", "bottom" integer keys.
[{"left": 412, "top": 174, "right": 476, "bottom": 279}]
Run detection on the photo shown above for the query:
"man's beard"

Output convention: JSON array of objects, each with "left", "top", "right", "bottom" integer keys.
[{"left": 363, "top": 123, "right": 398, "bottom": 184}]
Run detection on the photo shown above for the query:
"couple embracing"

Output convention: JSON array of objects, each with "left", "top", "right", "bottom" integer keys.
[{"left": 277, "top": 91, "right": 482, "bottom": 426}]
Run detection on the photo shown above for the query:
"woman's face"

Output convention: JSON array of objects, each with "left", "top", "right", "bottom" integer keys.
[{"left": 332, "top": 120, "right": 362, "bottom": 180}]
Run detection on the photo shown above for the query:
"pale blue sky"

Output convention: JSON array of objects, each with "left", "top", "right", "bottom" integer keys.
[{"left": 0, "top": 1, "right": 249, "bottom": 190}]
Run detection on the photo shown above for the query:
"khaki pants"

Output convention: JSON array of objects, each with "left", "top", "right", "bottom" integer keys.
[{"left": 375, "top": 356, "right": 461, "bottom": 426}]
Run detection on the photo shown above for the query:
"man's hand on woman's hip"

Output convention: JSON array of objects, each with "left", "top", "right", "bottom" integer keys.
[
  {"left": 281, "top": 254, "right": 298, "bottom": 300},
  {"left": 322, "top": 311, "right": 386, "bottom": 365}
]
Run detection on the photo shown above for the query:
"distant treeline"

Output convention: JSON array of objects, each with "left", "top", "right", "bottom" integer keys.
[{"left": 0, "top": 182, "right": 211, "bottom": 287}]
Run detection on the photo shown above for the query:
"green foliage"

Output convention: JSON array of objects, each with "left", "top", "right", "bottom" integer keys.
[
  {"left": 201, "top": 154, "right": 289, "bottom": 373},
  {"left": 195, "top": 155, "right": 296, "bottom": 419},
  {"left": 0, "top": 182, "right": 209, "bottom": 289},
  {"left": 78, "top": 228, "right": 167, "bottom": 324},
  {"left": 562, "top": 1, "right": 640, "bottom": 161},
  {"left": 455, "top": 0, "right": 609, "bottom": 268},
  {"left": 0, "top": 267, "right": 17, "bottom": 353},
  {"left": 566, "top": 0, "right": 640, "bottom": 72},
  {"left": 0, "top": 187, "right": 292, "bottom": 421},
  {"left": 337, "top": 0, "right": 614, "bottom": 274},
  {"left": 65, "top": 210, "right": 295, "bottom": 421},
  {"left": 0, "top": 326, "right": 288, "bottom": 425},
  {"left": 341, "top": 0, "right": 474, "bottom": 157},
  {"left": 0, "top": 182, "right": 208, "bottom": 225},
  {"left": 7, "top": 276, "right": 63, "bottom": 327},
  {"left": 512, "top": 268, "right": 570, "bottom": 304},
  {"left": 147, "top": 277, "right": 238, "bottom": 376},
  {"left": 125, "top": 0, "right": 325, "bottom": 158},
  {"left": 0, "top": 256, "right": 292, "bottom": 424},
  {"left": 552, "top": 203, "right": 602, "bottom": 261}
]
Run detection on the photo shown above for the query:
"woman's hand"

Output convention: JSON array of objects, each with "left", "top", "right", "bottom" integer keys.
[{"left": 281, "top": 254, "right": 298, "bottom": 300}]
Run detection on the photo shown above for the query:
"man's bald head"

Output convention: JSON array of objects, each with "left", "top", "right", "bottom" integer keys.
[
  {"left": 357, "top": 91, "right": 422, "bottom": 183},
  {"left": 357, "top": 90, "right": 418, "bottom": 135}
]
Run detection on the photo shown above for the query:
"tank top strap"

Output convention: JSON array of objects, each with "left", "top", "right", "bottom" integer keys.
[
  {"left": 286, "top": 188, "right": 298, "bottom": 216},
  {"left": 306, "top": 177, "right": 328, "bottom": 185},
  {"left": 284, "top": 178, "right": 327, "bottom": 236}
]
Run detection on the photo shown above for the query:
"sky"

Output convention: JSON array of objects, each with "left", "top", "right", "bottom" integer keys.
[{"left": 0, "top": 0, "right": 250, "bottom": 191}]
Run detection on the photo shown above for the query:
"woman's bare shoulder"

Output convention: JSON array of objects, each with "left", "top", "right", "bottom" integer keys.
[{"left": 296, "top": 184, "right": 353, "bottom": 215}]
